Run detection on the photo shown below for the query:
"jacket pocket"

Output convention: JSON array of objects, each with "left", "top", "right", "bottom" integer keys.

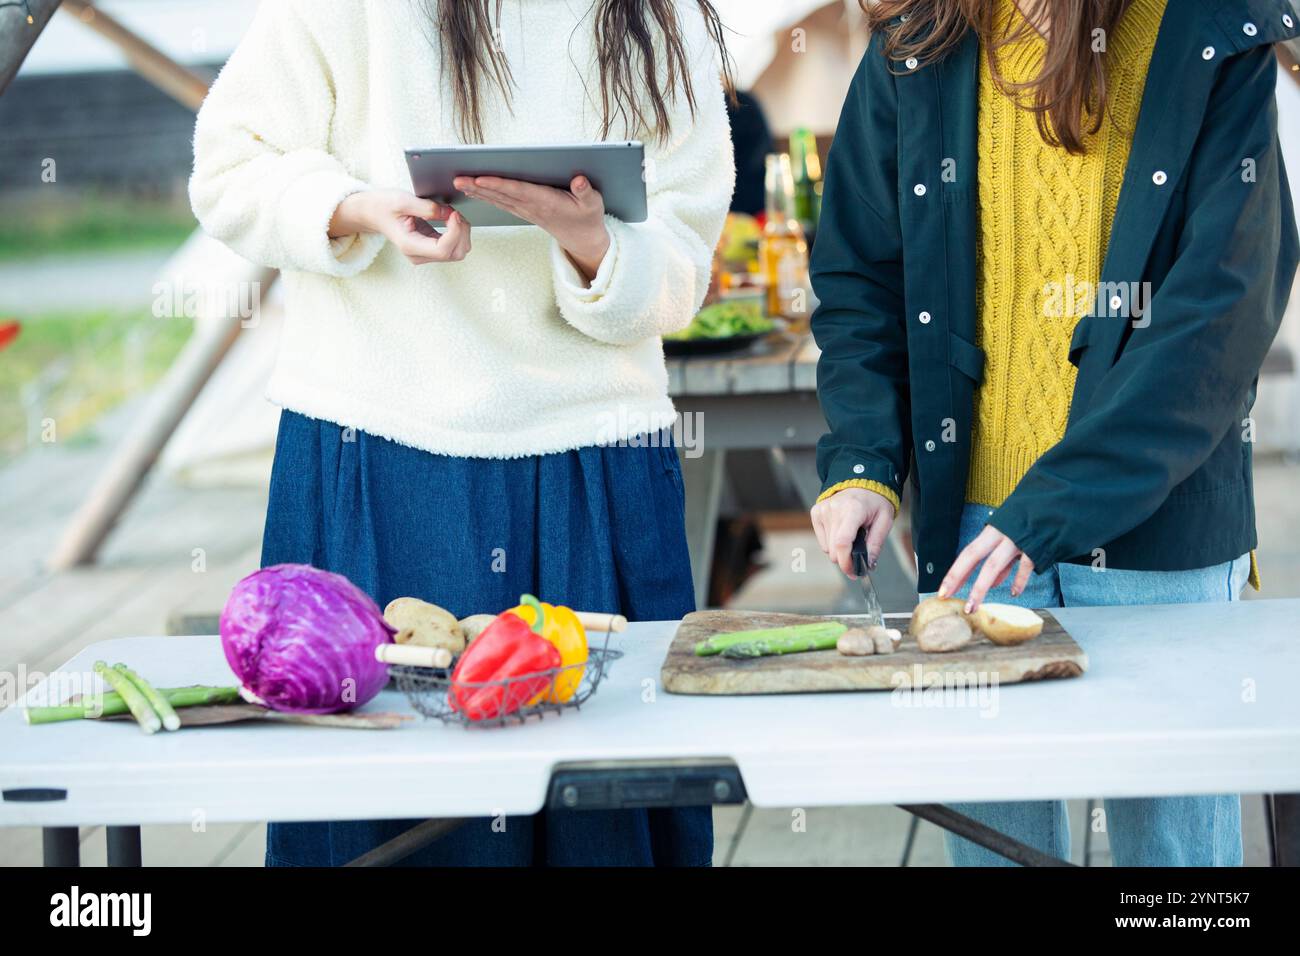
[{"left": 948, "top": 331, "right": 985, "bottom": 384}]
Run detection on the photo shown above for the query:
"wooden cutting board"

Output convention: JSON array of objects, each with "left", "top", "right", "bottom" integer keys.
[{"left": 661, "top": 610, "right": 1086, "bottom": 695}]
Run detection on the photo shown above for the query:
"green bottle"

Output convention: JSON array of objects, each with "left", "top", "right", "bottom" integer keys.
[{"left": 788, "top": 126, "right": 823, "bottom": 240}]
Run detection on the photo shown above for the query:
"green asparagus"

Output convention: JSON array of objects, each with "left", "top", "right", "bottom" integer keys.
[
  {"left": 24, "top": 684, "right": 239, "bottom": 726},
  {"left": 114, "top": 664, "right": 181, "bottom": 732},
  {"left": 93, "top": 661, "right": 160, "bottom": 734},
  {"left": 694, "top": 621, "right": 847, "bottom": 656},
  {"left": 720, "top": 630, "right": 845, "bottom": 659}
]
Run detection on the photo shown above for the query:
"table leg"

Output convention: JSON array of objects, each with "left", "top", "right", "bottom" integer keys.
[
  {"left": 42, "top": 827, "right": 79, "bottom": 867},
  {"left": 342, "top": 819, "right": 468, "bottom": 867},
  {"left": 680, "top": 448, "right": 725, "bottom": 610},
  {"left": 107, "top": 825, "right": 142, "bottom": 867},
  {"left": 1270, "top": 793, "right": 1300, "bottom": 866},
  {"left": 898, "top": 803, "right": 1077, "bottom": 867}
]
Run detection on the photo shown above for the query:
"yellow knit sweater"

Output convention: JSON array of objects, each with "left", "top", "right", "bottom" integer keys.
[{"left": 967, "top": 0, "right": 1165, "bottom": 506}]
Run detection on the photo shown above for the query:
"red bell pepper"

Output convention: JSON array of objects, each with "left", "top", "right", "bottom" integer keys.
[{"left": 449, "top": 594, "right": 561, "bottom": 720}]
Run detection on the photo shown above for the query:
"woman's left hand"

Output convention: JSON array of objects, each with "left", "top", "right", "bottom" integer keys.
[
  {"left": 938, "top": 525, "right": 1035, "bottom": 612},
  {"left": 454, "top": 174, "right": 610, "bottom": 282}
]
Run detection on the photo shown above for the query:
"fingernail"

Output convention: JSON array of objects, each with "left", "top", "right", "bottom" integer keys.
[
  {"left": 868, "top": 554, "right": 878, "bottom": 570},
  {"left": 964, "top": 601, "right": 974, "bottom": 614}
]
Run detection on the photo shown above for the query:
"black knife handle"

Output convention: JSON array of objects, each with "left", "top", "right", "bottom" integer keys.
[{"left": 851, "top": 526, "right": 869, "bottom": 562}]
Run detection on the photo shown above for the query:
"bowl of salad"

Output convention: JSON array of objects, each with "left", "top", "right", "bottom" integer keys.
[{"left": 663, "top": 300, "right": 777, "bottom": 357}]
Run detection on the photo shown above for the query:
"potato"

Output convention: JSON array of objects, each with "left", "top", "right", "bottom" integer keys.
[
  {"left": 458, "top": 613, "right": 497, "bottom": 644},
  {"left": 384, "top": 597, "right": 465, "bottom": 654},
  {"left": 837, "top": 628, "right": 876, "bottom": 656},
  {"left": 970, "top": 603, "right": 1043, "bottom": 645},
  {"left": 909, "top": 596, "right": 966, "bottom": 637},
  {"left": 915, "top": 614, "right": 973, "bottom": 653}
]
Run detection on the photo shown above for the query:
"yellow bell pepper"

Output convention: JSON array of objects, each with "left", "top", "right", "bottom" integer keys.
[{"left": 509, "top": 598, "right": 588, "bottom": 703}]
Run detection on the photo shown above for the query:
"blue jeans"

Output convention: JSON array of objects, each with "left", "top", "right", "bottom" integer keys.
[{"left": 924, "top": 502, "right": 1251, "bottom": 867}]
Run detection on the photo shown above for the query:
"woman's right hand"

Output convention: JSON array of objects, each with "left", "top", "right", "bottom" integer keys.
[
  {"left": 810, "top": 487, "right": 895, "bottom": 578},
  {"left": 329, "top": 189, "right": 471, "bottom": 265}
]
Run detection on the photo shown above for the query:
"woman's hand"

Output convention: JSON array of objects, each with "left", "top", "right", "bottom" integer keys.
[
  {"left": 329, "top": 189, "right": 471, "bottom": 265},
  {"left": 810, "top": 488, "right": 894, "bottom": 578},
  {"left": 939, "top": 525, "right": 1035, "bottom": 612},
  {"left": 454, "top": 174, "right": 609, "bottom": 282}
]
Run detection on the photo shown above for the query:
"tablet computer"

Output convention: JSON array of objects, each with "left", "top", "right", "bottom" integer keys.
[{"left": 405, "top": 141, "right": 648, "bottom": 228}]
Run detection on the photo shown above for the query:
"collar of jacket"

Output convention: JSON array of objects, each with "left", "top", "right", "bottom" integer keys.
[{"left": 892, "top": 0, "right": 1296, "bottom": 413}]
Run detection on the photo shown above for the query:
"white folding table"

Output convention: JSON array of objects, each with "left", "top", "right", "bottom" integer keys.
[{"left": 4, "top": 599, "right": 1299, "bottom": 866}]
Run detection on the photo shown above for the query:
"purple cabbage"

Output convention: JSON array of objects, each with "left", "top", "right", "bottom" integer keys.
[{"left": 220, "top": 564, "right": 394, "bottom": 714}]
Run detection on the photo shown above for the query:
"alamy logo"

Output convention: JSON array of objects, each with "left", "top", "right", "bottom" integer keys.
[
  {"left": 1042, "top": 274, "right": 1152, "bottom": 328},
  {"left": 49, "top": 886, "right": 151, "bottom": 936}
]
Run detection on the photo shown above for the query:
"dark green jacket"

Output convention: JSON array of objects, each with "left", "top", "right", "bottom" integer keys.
[{"left": 811, "top": 0, "right": 1300, "bottom": 593}]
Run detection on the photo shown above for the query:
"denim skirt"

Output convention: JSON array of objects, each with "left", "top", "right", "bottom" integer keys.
[{"left": 260, "top": 409, "right": 710, "bottom": 866}]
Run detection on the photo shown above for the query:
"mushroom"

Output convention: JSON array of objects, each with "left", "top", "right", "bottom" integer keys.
[
  {"left": 838, "top": 625, "right": 903, "bottom": 656},
  {"left": 871, "top": 626, "right": 903, "bottom": 655},
  {"left": 837, "top": 628, "right": 876, "bottom": 656}
]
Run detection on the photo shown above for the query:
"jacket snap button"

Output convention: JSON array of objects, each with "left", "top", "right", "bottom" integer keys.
[
  {"left": 924, "top": 440, "right": 936, "bottom": 452},
  {"left": 852, "top": 463, "right": 865, "bottom": 475},
  {"left": 925, "top": 562, "right": 934, "bottom": 574},
  {"left": 1109, "top": 294, "right": 1123, "bottom": 310},
  {"left": 905, "top": 56, "right": 919, "bottom": 70},
  {"left": 1286, "top": 14, "right": 1295, "bottom": 29},
  {"left": 1202, "top": 46, "right": 1215, "bottom": 59},
  {"left": 1243, "top": 22, "right": 1258, "bottom": 36},
  {"left": 918, "top": 311, "right": 932, "bottom": 324},
  {"left": 1152, "top": 170, "right": 1167, "bottom": 185},
  {"left": 913, "top": 183, "right": 927, "bottom": 196}
]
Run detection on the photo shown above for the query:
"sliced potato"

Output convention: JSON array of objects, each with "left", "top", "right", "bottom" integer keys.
[
  {"left": 458, "top": 613, "right": 497, "bottom": 644},
  {"left": 970, "top": 603, "right": 1043, "bottom": 645},
  {"left": 915, "top": 614, "right": 973, "bottom": 653},
  {"left": 384, "top": 597, "right": 465, "bottom": 654},
  {"left": 909, "top": 596, "right": 966, "bottom": 636}
]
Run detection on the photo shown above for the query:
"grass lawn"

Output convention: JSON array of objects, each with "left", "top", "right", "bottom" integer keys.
[
  {"left": 0, "top": 191, "right": 197, "bottom": 260},
  {"left": 0, "top": 308, "right": 193, "bottom": 460},
  {"left": 0, "top": 190, "right": 199, "bottom": 460}
]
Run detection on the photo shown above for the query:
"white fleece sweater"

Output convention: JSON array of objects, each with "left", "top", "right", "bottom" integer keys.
[{"left": 190, "top": 0, "right": 733, "bottom": 458}]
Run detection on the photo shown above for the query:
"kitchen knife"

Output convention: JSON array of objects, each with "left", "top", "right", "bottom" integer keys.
[{"left": 851, "top": 527, "right": 885, "bottom": 627}]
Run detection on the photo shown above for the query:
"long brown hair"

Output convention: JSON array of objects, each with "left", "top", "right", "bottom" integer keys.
[
  {"left": 864, "top": 0, "right": 1137, "bottom": 154},
  {"left": 424, "top": 0, "right": 733, "bottom": 145}
]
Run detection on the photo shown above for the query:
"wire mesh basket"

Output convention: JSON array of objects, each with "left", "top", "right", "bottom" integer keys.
[{"left": 390, "top": 626, "right": 623, "bottom": 728}]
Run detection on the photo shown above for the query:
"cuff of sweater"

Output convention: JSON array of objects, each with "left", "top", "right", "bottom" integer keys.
[
  {"left": 277, "top": 165, "right": 385, "bottom": 277},
  {"left": 816, "top": 480, "right": 900, "bottom": 515},
  {"left": 550, "top": 218, "right": 619, "bottom": 301}
]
